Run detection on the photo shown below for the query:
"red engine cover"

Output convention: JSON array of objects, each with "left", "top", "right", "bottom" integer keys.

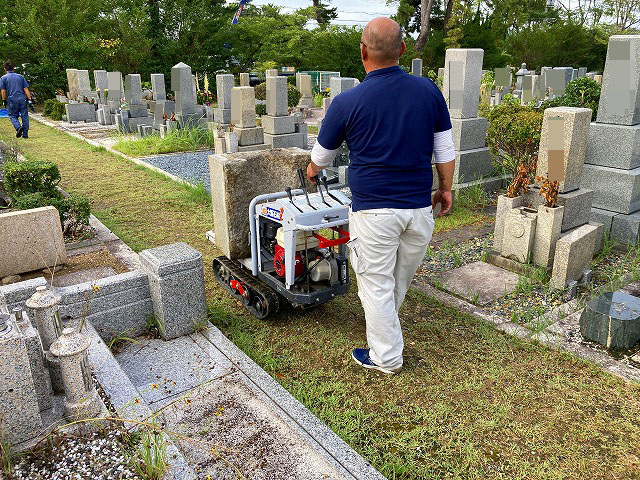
[{"left": 274, "top": 244, "right": 305, "bottom": 278}]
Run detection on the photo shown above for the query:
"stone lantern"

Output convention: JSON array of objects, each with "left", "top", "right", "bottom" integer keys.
[
  {"left": 50, "top": 328, "right": 103, "bottom": 421},
  {"left": 25, "top": 286, "right": 64, "bottom": 393},
  {"left": 514, "top": 63, "right": 529, "bottom": 95}
]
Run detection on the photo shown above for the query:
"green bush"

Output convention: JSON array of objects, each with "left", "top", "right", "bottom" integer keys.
[
  {"left": 255, "top": 103, "right": 266, "bottom": 116},
  {"left": 539, "top": 77, "right": 600, "bottom": 120},
  {"left": 3, "top": 159, "right": 61, "bottom": 199},
  {"left": 13, "top": 192, "right": 90, "bottom": 227},
  {"left": 487, "top": 95, "right": 544, "bottom": 178},
  {"left": 252, "top": 81, "right": 301, "bottom": 107},
  {"left": 42, "top": 99, "right": 66, "bottom": 121}
]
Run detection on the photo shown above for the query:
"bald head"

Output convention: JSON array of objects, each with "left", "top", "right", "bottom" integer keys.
[{"left": 362, "top": 17, "right": 403, "bottom": 65}]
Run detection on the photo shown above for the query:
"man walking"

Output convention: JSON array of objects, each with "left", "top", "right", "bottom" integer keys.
[
  {"left": 1, "top": 62, "right": 33, "bottom": 139},
  {"left": 306, "top": 17, "right": 455, "bottom": 374}
]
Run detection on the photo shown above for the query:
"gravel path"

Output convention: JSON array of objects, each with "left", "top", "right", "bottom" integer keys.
[{"left": 142, "top": 151, "right": 213, "bottom": 190}]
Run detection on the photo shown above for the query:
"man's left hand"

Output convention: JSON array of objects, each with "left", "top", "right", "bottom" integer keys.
[
  {"left": 432, "top": 188, "right": 453, "bottom": 217},
  {"left": 28, "top": 100, "right": 35, "bottom": 112},
  {"left": 306, "top": 163, "right": 321, "bottom": 184}
]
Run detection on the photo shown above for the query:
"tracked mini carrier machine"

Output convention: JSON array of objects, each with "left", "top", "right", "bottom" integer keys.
[{"left": 213, "top": 169, "right": 352, "bottom": 319}]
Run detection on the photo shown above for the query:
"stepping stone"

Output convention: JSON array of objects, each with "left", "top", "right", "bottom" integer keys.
[
  {"left": 435, "top": 261, "right": 519, "bottom": 305},
  {"left": 580, "top": 291, "right": 640, "bottom": 349}
]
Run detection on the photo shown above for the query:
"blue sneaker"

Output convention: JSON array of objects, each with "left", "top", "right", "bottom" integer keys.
[{"left": 352, "top": 348, "right": 402, "bottom": 374}]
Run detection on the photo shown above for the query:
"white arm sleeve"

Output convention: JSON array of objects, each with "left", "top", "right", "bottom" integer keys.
[
  {"left": 433, "top": 129, "right": 456, "bottom": 164},
  {"left": 311, "top": 141, "right": 339, "bottom": 168}
]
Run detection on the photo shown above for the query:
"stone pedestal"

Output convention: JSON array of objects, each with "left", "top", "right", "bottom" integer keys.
[
  {"left": 139, "top": 243, "right": 206, "bottom": 339},
  {"left": 124, "top": 74, "right": 143, "bottom": 106},
  {"left": 580, "top": 291, "right": 640, "bottom": 349},
  {"left": 240, "top": 73, "right": 250, "bottom": 87},
  {"left": 50, "top": 328, "right": 103, "bottom": 421},
  {"left": 262, "top": 76, "right": 304, "bottom": 149},
  {"left": 501, "top": 207, "right": 538, "bottom": 263},
  {"left": 524, "top": 187, "right": 593, "bottom": 232},
  {"left": 172, "top": 62, "right": 197, "bottom": 115},
  {"left": 150, "top": 73, "right": 166, "bottom": 101},
  {"left": 450, "top": 117, "right": 488, "bottom": 151},
  {"left": 0, "top": 313, "right": 43, "bottom": 444},
  {"left": 533, "top": 205, "right": 564, "bottom": 269}
]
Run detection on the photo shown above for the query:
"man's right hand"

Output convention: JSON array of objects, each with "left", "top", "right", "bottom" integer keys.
[{"left": 432, "top": 189, "right": 453, "bottom": 217}]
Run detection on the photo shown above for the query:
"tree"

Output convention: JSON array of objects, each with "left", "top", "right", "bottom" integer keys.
[
  {"left": 312, "top": 0, "right": 338, "bottom": 27},
  {"left": 415, "top": 0, "right": 435, "bottom": 51}
]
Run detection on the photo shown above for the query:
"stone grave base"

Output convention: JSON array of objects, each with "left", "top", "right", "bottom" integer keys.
[{"left": 435, "top": 261, "right": 519, "bottom": 305}]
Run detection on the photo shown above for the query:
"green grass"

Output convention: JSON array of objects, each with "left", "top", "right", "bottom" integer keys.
[
  {"left": 112, "top": 127, "right": 214, "bottom": 157},
  {"left": 5, "top": 118, "right": 640, "bottom": 479},
  {"left": 434, "top": 206, "right": 491, "bottom": 235},
  {"left": 308, "top": 124, "right": 319, "bottom": 135}
]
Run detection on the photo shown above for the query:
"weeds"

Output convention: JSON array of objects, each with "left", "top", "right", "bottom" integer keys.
[
  {"left": 90, "top": 145, "right": 107, "bottom": 152},
  {"left": 1, "top": 433, "right": 14, "bottom": 476},
  {"left": 193, "top": 318, "right": 210, "bottom": 333},
  {"left": 113, "top": 128, "right": 214, "bottom": 157},
  {"left": 108, "top": 329, "right": 138, "bottom": 353},
  {"left": 126, "top": 428, "right": 168, "bottom": 480},
  {"left": 146, "top": 314, "right": 165, "bottom": 338},
  {"left": 456, "top": 183, "right": 491, "bottom": 210}
]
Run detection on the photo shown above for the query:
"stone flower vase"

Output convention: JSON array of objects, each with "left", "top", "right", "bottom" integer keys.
[
  {"left": 494, "top": 194, "right": 524, "bottom": 251},
  {"left": 533, "top": 204, "right": 564, "bottom": 269}
]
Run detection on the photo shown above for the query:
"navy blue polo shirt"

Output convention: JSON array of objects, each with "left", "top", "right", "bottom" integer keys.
[
  {"left": 0, "top": 72, "right": 28, "bottom": 101},
  {"left": 318, "top": 66, "right": 451, "bottom": 212}
]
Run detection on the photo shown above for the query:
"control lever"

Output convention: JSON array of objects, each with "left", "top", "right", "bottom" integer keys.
[
  {"left": 314, "top": 175, "right": 331, "bottom": 207},
  {"left": 321, "top": 176, "right": 344, "bottom": 205},
  {"left": 297, "top": 168, "right": 316, "bottom": 210},
  {"left": 286, "top": 187, "right": 303, "bottom": 213}
]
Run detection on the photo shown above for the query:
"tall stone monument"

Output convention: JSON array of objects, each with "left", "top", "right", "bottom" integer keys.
[
  {"left": 150, "top": 73, "right": 166, "bottom": 101},
  {"left": 297, "top": 74, "right": 314, "bottom": 108},
  {"left": 230, "top": 86, "right": 267, "bottom": 151},
  {"left": 582, "top": 35, "right": 640, "bottom": 243},
  {"left": 94, "top": 70, "right": 107, "bottom": 103},
  {"left": 263, "top": 75, "right": 305, "bottom": 149},
  {"left": 442, "top": 48, "right": 495, "bottom": 191},
  {"left": 171, "top": 62, "right": 197, "bottom": 123},
  {"left": 412, "top": 58, "right": 423, "bottom": 76},
  {"left": 214, "top": 74, "right": 234, "bottom": 126}
]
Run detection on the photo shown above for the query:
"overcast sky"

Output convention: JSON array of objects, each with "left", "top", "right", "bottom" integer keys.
[{"left": 246, "top": 0, "right": 397, "bottom": 27}]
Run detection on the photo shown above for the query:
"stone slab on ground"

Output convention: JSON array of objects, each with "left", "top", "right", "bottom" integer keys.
[
  {"left": 435, "top": 261, "right": 519, "bottom": 305},
  {"left": 0, "top": 206, "right": 68, "bottom": 278},
  {"left": 208, "top": 149, "right": 313, "bottom": 259}
]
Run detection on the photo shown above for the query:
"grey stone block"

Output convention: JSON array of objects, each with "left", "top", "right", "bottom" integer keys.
[
  {"left": 330, "top": 77, "right": 358, "bottom": 100},
  {"left": 266, "top": 76, "right": 288, "bottom": 117},
  {"left": 0, "top": 318, "right": 42, "bottom": 444},
  {"left": 585, "top": 122, "right": 640, "bottom": 170},
  {"left": 15, "top": 311, "right": 52, "bottom": 411},
  {"left": 139, "top": 243, "right": 206, "bottom": 340},
  {"left": 237, "top": 144, "right": 271, "bottom": 153},
  {"left": 208, "top": 150, "right": 313, "bottom": 259},
  {"left": 150, "top": 73, "right": 166, "bottom": 101},
  {"left": 611, "top": 212, "right": 640, "bottom": 244},
  {"left": 107, "top": 71, "right": 122, "bottom": 101},
  {"left": 501, "top": 207, "right": 537, "bottom": 263},
  {"left": 124, "top": 74, "right": 143, "bottom": 105},
  {"left": 580, "top": 291, "right": 640, "bottom": 349},
  {"left": 128, "top": 116, "right": 153, "bottom": 132},
  {"left": 264, "top": 132, "right": 305, "bottom": 149},
  {"left": 2, "top": 277, "right": 48, "bottom": 312},
  {"left": 536, "top": 107, "right": 592, "bottom": 193},
  {"left": 88, "top": 299, "right": 153, "bottom": 343},
  {"left": 590, "top": 207, "right": 616, "bottom": 232},
  {"left": 551, "top": 224, "right": 599, "bottom": 289},
  {"left": 235, "top": 126, "right": 264, "bottom": 146},
  {"left": 411, "top": 58, "right": 423, "bottom": 76},
  {"left": 214, "top": 107, "right": 231, "bottom": 125},
  {"left": 454, "top": 147, "right": 493, "bottom": 183},
  {"left": 524, "top": 187, "right": 593, "bottom": 232},
  {"left": 76, "top": 70, "right": 91, "bottom": 99},
  {"left": 533, "top": 204, "right": 564, "bottom": 269},
  {"left": 581, "top": 164, "right": 640, "bottom": 214},
  {"left": 216, "top": 74, "right": 235, "bottom": 110},
  {"left": 231, "top": 87, "right": 257, "bottom": 128},
  {"left": 443, "top": 48, "right": 484, "bottom": 119},
  {"left": 65, "top": 103, "right": 96, "bottom": 123},
  {"left": 262, "top": 115, "right": 296, "bottom": 135},
  {"left": 591, "top": 221, "right": 605, "bottom": 254},
  {"left": 171, "top": 62, "right": 196, "bottom": 115},
  {"left": 240, "top": 73, "right": 250, "bottom": 87},
  {"left": 494, "top": 195, "right": 523, "bottom": 252},
  {"left": 127, "top": 104, "right": 148, "bottom": 118},
  {"left": 94, "top": 70, "right": 107, "bottom": 99},
  {"left": 596, "top": 35, "right": 640, "bottom": 125},
  {"left": 154, "top": 100, "right": 175, "bottom": 126},
  {"left": 450, "top": 117, "right": 488, "bottom": 151}
]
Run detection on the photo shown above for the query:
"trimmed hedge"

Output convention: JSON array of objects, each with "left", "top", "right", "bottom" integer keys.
[
  {"left": 43, "top": 98, "right": 66, "bottom": 121},
  {"left": 3, "top": 159, "right": 61, "bottom": 198},
  {"left": 254, "top": 81, "right": 302, "bottom": 114},
  {"left": 13, "top": 192, "right": 91, "bottom": 226}
]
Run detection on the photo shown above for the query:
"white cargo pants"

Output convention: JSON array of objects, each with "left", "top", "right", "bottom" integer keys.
[{"left": 349, "top": 207, "right": 435, "bottom": 369}]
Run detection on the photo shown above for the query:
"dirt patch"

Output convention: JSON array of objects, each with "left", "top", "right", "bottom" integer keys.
[{"left": 19, "top": 248, "right": 130, "bottom": 283}]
